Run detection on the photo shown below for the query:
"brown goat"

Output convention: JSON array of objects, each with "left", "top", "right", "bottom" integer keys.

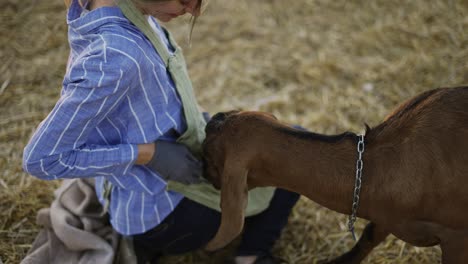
[{"left": 202, "top": 87, "right": 468, "bottom": 263}]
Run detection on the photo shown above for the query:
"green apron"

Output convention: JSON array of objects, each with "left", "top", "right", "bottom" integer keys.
[{"left": 112, "top": 0, "right": 274, "bottom": 217}]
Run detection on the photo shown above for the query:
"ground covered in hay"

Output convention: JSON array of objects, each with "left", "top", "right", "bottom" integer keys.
[{"left": 1, "top": 0, "right": 467, "bottom": 263}]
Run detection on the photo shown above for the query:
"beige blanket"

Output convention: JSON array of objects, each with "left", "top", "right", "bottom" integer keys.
[{"left": 21, "top": 179, "right": 136, "bottom": 264}]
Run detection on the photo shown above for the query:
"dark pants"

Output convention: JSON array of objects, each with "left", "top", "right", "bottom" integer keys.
[{"left": 133, "top": 188, "right": 300, "bottom": 263}]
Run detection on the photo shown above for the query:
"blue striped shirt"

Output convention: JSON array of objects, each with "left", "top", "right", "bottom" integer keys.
[{"left": 22, "top": 1, "right": 188, "bottom": 235}]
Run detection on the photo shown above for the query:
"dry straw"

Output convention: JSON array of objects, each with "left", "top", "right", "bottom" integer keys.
[{"left": 1, "top": 0, "right": 467, "bottom": 263}]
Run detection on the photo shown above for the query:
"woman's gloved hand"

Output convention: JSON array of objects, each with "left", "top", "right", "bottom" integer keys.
[{"left": 146, "top": 140, "right": 203, "bottom": 184}]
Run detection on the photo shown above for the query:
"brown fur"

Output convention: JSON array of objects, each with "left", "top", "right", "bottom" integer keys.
[{"left": 202, "top": 87, "right": 468, "bottom": 263}]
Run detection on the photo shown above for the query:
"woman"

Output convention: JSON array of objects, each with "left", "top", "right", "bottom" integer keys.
[{"left": 23, "top": 0, "right": 299, "bottom": 263}]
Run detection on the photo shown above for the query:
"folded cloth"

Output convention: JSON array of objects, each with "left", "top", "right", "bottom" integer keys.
[{"left": 21, "top": 178, "right": 136, "bottom": 264}]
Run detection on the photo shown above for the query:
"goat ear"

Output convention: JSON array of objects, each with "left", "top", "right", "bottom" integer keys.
[
  {"left": 205, "top": 113, "right": 224, "bottom": 134},
  {"left": 204, "top": 159, "right": 248, "bottom": 251},
  {"left": 205, "top": 110, "right": 241, "bottom": 134}
]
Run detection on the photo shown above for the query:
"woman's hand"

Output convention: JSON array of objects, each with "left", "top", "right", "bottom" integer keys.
[{"left": 145, "top": 141, "right": 203, "bottom": 184}]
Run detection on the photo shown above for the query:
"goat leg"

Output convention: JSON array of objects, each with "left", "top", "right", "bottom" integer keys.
[
  {"left": 324, "top": 222, "right": 389, "bottom": 264},
  {"left": 441, "top": 235, "right": 468, "bottom": 264}
]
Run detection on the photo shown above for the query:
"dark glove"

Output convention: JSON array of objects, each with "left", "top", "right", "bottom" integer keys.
[{"left": 147, "top": 140, "right": 202, "bottom": 184}]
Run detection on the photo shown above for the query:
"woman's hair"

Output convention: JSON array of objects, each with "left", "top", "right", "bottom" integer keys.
[
  {"left": 63, "top": 0, "right": 204, "bottom": 40},
  {"left": 64, "top": 0, "right": 204, "bottom": 16},
  {"left": 64, "top": 0, "right": 85, "bottom": 7}
]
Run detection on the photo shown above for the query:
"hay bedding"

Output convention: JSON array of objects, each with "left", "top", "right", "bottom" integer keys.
[{"left": 1, "top": 0, "right": 467, "bottom": 263}]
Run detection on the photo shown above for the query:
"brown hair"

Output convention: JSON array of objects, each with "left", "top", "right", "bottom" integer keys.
[
  {"left": 63, "top": 0, "right": 204, "bottom": 40},
  {"left": 64, "top": 0, "right": 204, "bottom": 15},
  {"left": 138, "top": 0, "right": 205, "bottom": 42}
]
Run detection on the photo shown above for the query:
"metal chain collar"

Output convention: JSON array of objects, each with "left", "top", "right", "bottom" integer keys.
[{"left": 348, "top": 134, "right": 365, "bottom": 241}]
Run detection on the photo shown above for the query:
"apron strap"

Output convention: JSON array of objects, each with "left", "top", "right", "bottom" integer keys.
[
  {"left": 117, "top": 0, "right": 206, "bottom": 156},
  {"left": 116, "top": 0, "right": 172, "bottom": 66}
]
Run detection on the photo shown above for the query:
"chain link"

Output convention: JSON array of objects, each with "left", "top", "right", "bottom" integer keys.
[{"left": 348, "top": 135, "right": 365, "bottom": 241}]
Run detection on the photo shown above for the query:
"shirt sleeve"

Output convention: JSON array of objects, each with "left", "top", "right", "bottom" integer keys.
[{"left": 22, "top": 44, "right": 139, "bottom": 180}]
